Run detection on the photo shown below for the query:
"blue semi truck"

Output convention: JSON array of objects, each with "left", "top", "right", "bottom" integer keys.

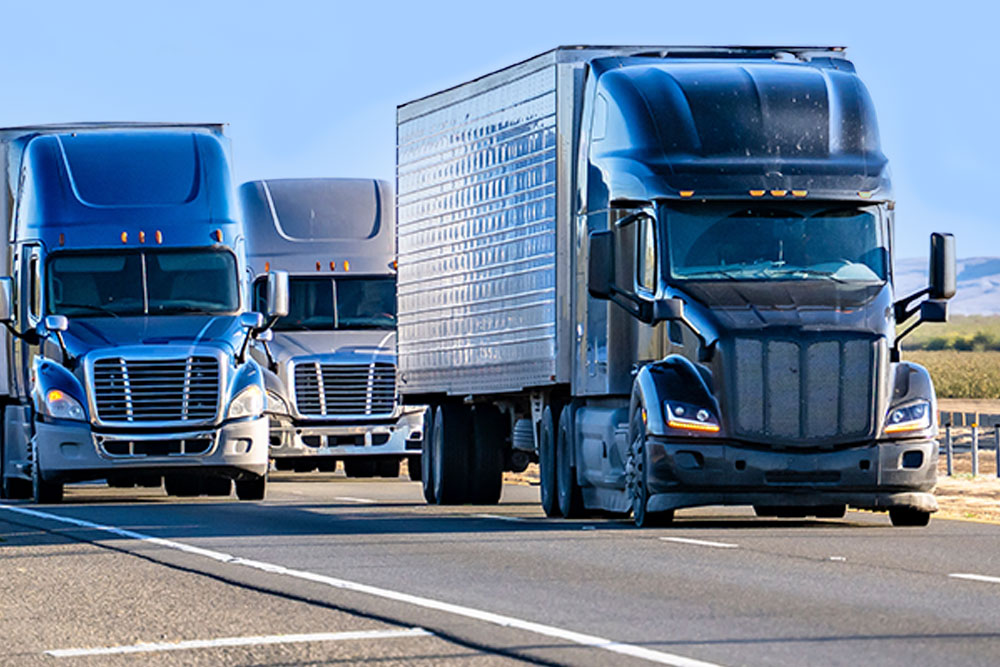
[{"left": 0, "top": 123, "right": 287, "bottom": 503}]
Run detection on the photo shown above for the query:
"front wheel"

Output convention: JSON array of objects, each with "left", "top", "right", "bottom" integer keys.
[
  {"left": 889, "top": 507, "right": 931, "bottom": 527},
  {"left": 556, "top": 404, "right": 585, "bottom": 518},
  {"left": 32, "top": 460, "right": 63, "bottom": 505},
  {"left": 626, "top": 410, "right": 673, "bottom": 528},
  {"left": 420, "top": 408, "right": 436, "bottom": 503},
  {"left": 235, "top": 476, "right": 266, "bottom": 501},
  {"left": 539, "top": 406, "right": 559, "bottom": 517}
]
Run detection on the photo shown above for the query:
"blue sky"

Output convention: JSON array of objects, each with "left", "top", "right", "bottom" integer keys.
[{"left": 1, "top": 0, "right": 994, "bottom": 262}]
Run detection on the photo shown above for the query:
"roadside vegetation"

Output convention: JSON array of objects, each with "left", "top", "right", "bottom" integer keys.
[{"left": 899, "top": 315, "right": 1000, "bottom": 399}]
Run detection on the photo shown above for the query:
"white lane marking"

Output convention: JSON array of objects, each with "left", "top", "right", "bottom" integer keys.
[
  {"left": 660, "top": 537, "right": 739, "bottom": 549},
  {"left": 473, "top": 513, "right": 526, "bottom": 522},
  {"left": 829, "top": 556, "right": 847, "bottom": 562},
  {"left": 2, "top": 504, "right": 722, "bottom": 667},
  {"left": 47, "top": 628, "right": 430, "bottom": 657},
  {"left": 950, "top": 573, "right": 1000, "bottom": 584},
  {"left": 335, "top": 497, "right": 376, "bottom": 504}
]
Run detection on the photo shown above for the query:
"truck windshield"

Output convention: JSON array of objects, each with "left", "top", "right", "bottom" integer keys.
[
  {"left": 255, "top": 276, "right": 396, "bottom": 331},
  {"left": 664, "top": 202, "right": 888, "bottom": 283},
  {"left": 47, "top": 249, "right": 239, "bottom": 317}
]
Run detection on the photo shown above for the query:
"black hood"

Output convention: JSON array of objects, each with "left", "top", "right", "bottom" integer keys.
[{"left": 681, "top": 281, "right": 890, "bottom": 335}]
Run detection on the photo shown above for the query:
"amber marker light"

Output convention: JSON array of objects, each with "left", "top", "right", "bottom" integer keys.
[
  {"left": 749, "top": 190, "right": 765, "bottom": 197},
  {"left": 47, "top": 389, "right": 65, "bottom": 402},
  {"left": 343, "top": 260, "right": 350, "bottom": 272},
  {"left": 58, "top": 233, "right": 65, "bottom": 246},
  {"left": 770, "top": 190, "right": 788, "bottom": 197},
  {"left": 155, "top": 230, "right": 163, "bottom": 244},
  {"left": 264, "top": 261, "right": 270, "bottom": 272},
  {"left": 667, "top": 419, "right": 721, "bottom": 433},
  {"left": 665, "top": 403, "right": 721, "bottom": 433},
  {"left": 212, "top": 229, "right": 223, "bottom": 242},
  {"left": 315, "top": 261, "right": 321, "bottom": 271},
  {"left": 791, "top": 190, "right": 808, "bottom": 198},
  {"left": 679, "top": 190, "right": 694, "bottom": 198},
  {"left": 120, "top": 231, "right": 128, "bottom": 243},
  {"left": 329, "top": 261, "right": 336, "bottom": 271},
  {"left": 139, "top": 230, "right": 146, "bottom": 243}
]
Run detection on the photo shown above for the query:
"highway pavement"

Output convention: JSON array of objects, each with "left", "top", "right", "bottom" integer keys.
[{"left": 2, "top": 472, "right": 1000, "bottom": 666}]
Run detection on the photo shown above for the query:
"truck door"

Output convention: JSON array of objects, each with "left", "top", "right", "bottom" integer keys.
[{"left": 12, "top": 244, "right": 42, "bottom": 398}]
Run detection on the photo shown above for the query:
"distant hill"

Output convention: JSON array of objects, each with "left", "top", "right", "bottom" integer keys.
[{"left": 895, "top": 257, "right": 1000, "bottom": 315}]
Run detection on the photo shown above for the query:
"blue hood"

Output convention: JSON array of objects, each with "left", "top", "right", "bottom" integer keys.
[{"left": 56, "top": 315, "right": 247, "bottom": 361}]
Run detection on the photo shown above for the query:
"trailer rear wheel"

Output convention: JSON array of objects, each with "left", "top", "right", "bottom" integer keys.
[
  {"left": 235, "top": 476, "right": 266, "bottom": 501},
  {"left": 432, "top": 404, "right": 471, "bottom": 504},
  {"left": 377, "top": 458, "right": 401, "bottom": 478},
  {"left": 556, "top": 404, "right": 586, "bottom": 518},
  {"left": 889, "top": 507, "right": 931, "bottom": 527},
  {"left": 469, "top": 405, "right": 504, "bottom": 504},
  {"left": 420, "top": 408, "right": 436, "bottom": 502},
  {"left": 539, "top": 406, "right": 559, "bottom": 517}
]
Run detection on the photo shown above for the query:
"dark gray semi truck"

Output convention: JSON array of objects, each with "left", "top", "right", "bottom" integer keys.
[{"left": 395, "top": 46, "right": 956, "bottom": 526}]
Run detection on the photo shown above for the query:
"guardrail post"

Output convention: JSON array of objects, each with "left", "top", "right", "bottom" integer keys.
[
  {"left": 971, "top": 423, "right": 979, "bottom": 477},
  {"left": 995, "top": 424, "right": 999, "bottom": 479},
  {"left": 945, "top": 425, "right": 953, "bottom": 476}
]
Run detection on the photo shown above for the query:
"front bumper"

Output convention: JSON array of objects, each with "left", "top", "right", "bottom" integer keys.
[
  {"left": 34, "top": 416, "right": 269, "bottom": 483},
  {"left": 267, "top": 409, "right": 424, "bottom": 458},
  {"left": 645, "top": 438, "right": 939, "bottom": 513}
]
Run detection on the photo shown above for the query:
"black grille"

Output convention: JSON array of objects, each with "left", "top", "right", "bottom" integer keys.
[
  {"left": 293, "top": 362, "right": 396, "bottom": 416},
  {"left": 93, "top": 357, "right": 220, "bottom": 423},
  {"left": 727, "top": 335, "right": 880, "bottom": 444},
  {"left": 101, "top": 438, "right": 212, "bottom": 457}
]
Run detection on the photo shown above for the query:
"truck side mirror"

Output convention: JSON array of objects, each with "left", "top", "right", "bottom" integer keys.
[
  {"left": 0, "top": 277, "right": 13, "bottom": 323},
  {"left": 44, "top": 315, "right": 68, "bottom": 332},
  {"left": 919, "top": 299, "right": 948, "bottom": 323},
  {"left": 928, "top": 232, "right": 956, "bottom": 300},
  {"left": 588, "top": 230, "right": 613, "bottom": 299},
  {"left": 240, "top": 312, "right": 265, "bottom": 330},
  {"left": 265, "top": 270, "right": 289, "bottom": 319}
]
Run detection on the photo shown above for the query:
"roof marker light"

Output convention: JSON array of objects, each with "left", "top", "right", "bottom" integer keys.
[
  {"left": 139, "top": 230, "right": 146, "bottom": 244},
  {"left": 315, "top": 261, "right": 321, "bottom": 271},
  {"left": 770, "top": 190, "right": 788, "bottom": 198},
  {"left": 155, "top": 230, "right": 163, "bottom": 244},
  {"left": 264, "top": 261, "right": 270, "bottom": 272},
  {"left": 329, "top": 261, "right": 336, "bottom": 271},
  {"left": 679, "top": 190, "right": 694, "bottom": 198},
  {"left": 212, "top": 229, "right": 223, "bottom": 242},
  {"left": 58, "top": 233, "right": 65, "bottom": 246},
  {"left": 791, "top": 190, "right": 808, "bottom": 198},
  {"left": 749, "top": 190, "right": 765, "bottom": 197},
  {"left": 120, "top": 232, "right": 128, "bottom": 244},
  {"left": 343, "top": 260, "right": 350, "bottom": 272}
]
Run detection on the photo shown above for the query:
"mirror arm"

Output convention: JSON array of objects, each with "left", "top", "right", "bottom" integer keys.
[
  {"left": 892, "top": 319, "right": 923, "bottom": 363},
  {"left": 3, "top": 321, "right": 40, "bottom": 345},
  {"left": 607, "top": 284, "right": 649, "bottom": 322},
  {"left": 237, "top": 330, "right": 252, "bottom": 365},
  {"left": 893, "top": 287, "right": 930, "bottom": 324},
  {"left": 261, "top": 339, "right": 277, "bottom": 373}
]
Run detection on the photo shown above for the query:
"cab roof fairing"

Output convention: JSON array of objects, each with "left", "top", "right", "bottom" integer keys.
[
  {"left": 240, "top": 178, "right": 395, "bottom": 276},
  {"left": 14, "top": 131, "right": 241, "bottom": 250},
  {"left": 586, "top": 56, "right": 891, "bottom": 204}
]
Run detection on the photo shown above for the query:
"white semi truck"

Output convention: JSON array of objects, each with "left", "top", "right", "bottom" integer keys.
[{"left": 241, "top": 178, "right": 425, "bottom": 478}]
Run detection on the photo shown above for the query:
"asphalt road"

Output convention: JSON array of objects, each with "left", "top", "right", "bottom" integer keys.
[{"left": 2, "top": 473, "right": 1000, "bottom": 666}]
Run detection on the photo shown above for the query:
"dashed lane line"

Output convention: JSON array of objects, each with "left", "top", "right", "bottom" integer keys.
[
  {"left": 949, "top": 573, "right": 1000, "bottom": 584},
  {"left": 48, "top": 628, "right": 430, "bottom": 657},
  {"left": 1, "top": 503, "right": 723, "bottom": 667},
  {"left": 660, "top": 537, "right": 739, "bottom": 549}
]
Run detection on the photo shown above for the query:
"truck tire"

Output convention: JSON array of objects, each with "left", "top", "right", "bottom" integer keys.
[
  {"left": 420, "top": 408, "right": 436, "bottom": 502},
  {"left": 32, "top": 460, "right": 63, "bottom": 504},
  {"left": 627, "top": 410, "right": 673, "bottom": 528},
  {"left": 889, "top": 507, "right": 931, "bottom": 527},
  {"left": 4, "top": 477, "right": 32, "bottom": 500},
  {"left": 539, "top": 406, "right": 559, "bottom": 517},
  {"left": 469, "top": 405, "right": 504, "bottom": 504},
  {"left": 344, "top": 457, "right": 377, "bottom": 478},
  {"left": 432, "top": 404, "right": 471, "bottom": 504},
  {"left": 377, "top": 458, "right": 401, "bottom": 478},
  {"left": 204, "top": 477, "right": 232, "bottom": 496},
  {"left": 235, "top": 476, "right": 266, "bottom": 501},
  {"left": 408, "top": 455, "right": 422, "bottom": 482},
  {"left": 556, "top": 404, "right": 586, "bottom": 519},
  {"left": 164, "top": 473, "right": 202, "bottom": 497}
]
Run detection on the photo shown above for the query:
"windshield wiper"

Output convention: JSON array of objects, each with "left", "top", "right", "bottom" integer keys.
[
  {"left": 763, "top": 267, "right": 850, "bottom": 284},
  {"left": 53, "top": 302, "right": 121, "bottom": 318}
]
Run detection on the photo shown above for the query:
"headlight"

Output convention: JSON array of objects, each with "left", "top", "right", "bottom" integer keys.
[
  {"left": 43, "top": 389, "right": 86, "bottom": 421},
  {"left": 265, "top": 390, "right": 289, "bottom": 415},
  {"left": 664, "top": 402, "right": 720, "bottom": 433},
  {"left": 228, "top": 385, "right": 264, "bottom": 420},
  {"left": 885, "top": 401, "right": 931, "bottom": 434}
]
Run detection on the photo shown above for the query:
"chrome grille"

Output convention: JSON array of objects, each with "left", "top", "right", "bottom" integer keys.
[
  {"left": 294, "top": 362, "right": 396, "bottom": 416},
  {"left": 93, "top": 357, "right": 220, "bottom": 423},
  {"left": 729, "top": 335, "right": 878, "bottom": 443}
]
